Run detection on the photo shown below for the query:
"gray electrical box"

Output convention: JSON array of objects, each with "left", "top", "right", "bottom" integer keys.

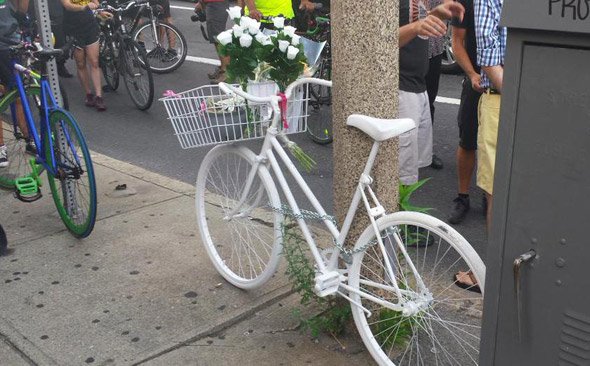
[{"left": 479, "top": 1, "right": 590, "bottom": 365}]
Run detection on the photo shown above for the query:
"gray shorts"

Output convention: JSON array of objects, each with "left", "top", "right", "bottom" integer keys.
[
  {"left": 205, "top": 1, "right": 229, "bottom": 44},
  {"left": 398, "top": 90, "right": 433, "bottom": 185}
]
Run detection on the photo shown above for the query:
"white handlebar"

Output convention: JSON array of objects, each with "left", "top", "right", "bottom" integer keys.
[{"left": 218, "top": 78, "right": 333, "bottom": 103}]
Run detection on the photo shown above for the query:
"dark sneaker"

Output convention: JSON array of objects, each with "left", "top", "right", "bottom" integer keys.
[
  {"left": 95, "top": 96, "right": 106, "bottom": 112},
  {"left": 430, "top": 154, "right": 443, "bottom": 169},
  {"left": 449, "top": 195, "right": 470, "bottom": 224},
  {"left": 0, "top": 145, "right": 8, "bottom": 168},
  {"left": 85, "top": 93, "right": 96, "bottom": 107},
  {"left": 207, "top": 66, "right": 221, "bottom": 80},
  {"left": 25, "top": 140, "right": 37, "bottom": 155}
]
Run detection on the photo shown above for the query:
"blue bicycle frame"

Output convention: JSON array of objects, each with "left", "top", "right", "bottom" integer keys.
[{"left": 9, "top": 60, "right": 80, "bottom": 178}]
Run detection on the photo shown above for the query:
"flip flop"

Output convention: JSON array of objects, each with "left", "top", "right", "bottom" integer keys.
[{"left": 453, "top": 270, "right": 481, "bottom": 293}]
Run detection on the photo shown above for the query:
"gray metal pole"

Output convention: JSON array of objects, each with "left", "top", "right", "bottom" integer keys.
[{"left": 33, "top": 0, "right": 63, "bottom": 107}]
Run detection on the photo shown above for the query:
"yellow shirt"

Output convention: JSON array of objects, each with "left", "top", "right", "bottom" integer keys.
[
  {"left": 246, "top": 0, "right": 294, "bottom": 19},
  {"left": 70, "top": 0, "right": 92, "bottom": 5}
]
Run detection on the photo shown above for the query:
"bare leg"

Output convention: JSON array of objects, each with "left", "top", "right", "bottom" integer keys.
[
  {"left": 85, "top": 42, "right": 102, "bottom": 97},
  {"left": 163, "top": 17, "right": 175, "bottom": 48},
  {"left": 74, "top": 48, "right": 91, "bottom": 95},
  {"left": 457, "top": 147, "right": 476, "bottom": 194}
]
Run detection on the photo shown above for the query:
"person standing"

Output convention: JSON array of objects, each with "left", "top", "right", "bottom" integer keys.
[
  {"left": 48, "top": 0, "right": 73, "bottom": 78},
  {"left": 61, "top": 0, "right": 106, "bottom": 111},
  {"left": 0, "top": 0, "right": 30, "bottom": 168},
  {"left": 474, "top": 0, "right": 506, "bottom": 230},
  {"left": 195, "top": 0, "right": 229, "bottom": 83},
  {"left": 243, "top": 0, "right": 315, "bottom": 27},
  {"left": 448, "top": 0, "right": 483, "bottom": 224},
  {"left": 424, "top": 0, "right": 444, "bottom": 170},
  {"left": 397, "top": 0, "right": 464, "bottom": 185}
]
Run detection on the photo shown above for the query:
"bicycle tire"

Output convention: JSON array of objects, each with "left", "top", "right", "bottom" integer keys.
[
  {"left": 45, "top": 109, "right": 97, "bottom": 238},
  {"left": 196, "top": 145, "right": 283, "bottom": 289},
  {"left": 133, "top": 22, "right": 187, "bottom": 74},
  {"left": 100, "top": 35, "right": 120, "bottom": 91},
  {"left": 348, "top": 211, "right": 485, "bottom": 366},
  {"left": 120, "top": 39, "right": 154, "bottom": 110},
  {"left": 307, "top": 58, "right": 333, "bottom": 145},
  {"left": 0, "top": 86, "right": 42, "bottom": 189}
]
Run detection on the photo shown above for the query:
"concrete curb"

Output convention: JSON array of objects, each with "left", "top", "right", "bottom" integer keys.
[
  {"left": 91, "top": 152, "right": 195, "bottom": 197},
  {"left": 0, "top": 317, "right": 58, "bottom": 366}
]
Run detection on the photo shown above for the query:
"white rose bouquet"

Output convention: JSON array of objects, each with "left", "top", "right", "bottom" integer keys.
[
  {"left": 260, "top": 19, "right": 308, "bottom": 92},
  {"left": 217, "top": 7, "right": 267, "bottom": 88}
]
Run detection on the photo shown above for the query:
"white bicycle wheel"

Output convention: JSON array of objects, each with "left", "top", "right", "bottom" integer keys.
[
  {"left": 196, "top": 145, "right": 283, "bottom": 289},
  {"left": 348, "top": 211, "right": 485, "bottom": 366}
]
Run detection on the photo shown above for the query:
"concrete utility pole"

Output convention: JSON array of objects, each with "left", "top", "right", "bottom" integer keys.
[{"left": 331, "top": 1, "right": 399, "bottom": 240}]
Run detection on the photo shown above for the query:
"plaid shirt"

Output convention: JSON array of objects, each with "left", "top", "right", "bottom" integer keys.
[{"left": 474, "top": 0, "right": 507, "bottom": 89}]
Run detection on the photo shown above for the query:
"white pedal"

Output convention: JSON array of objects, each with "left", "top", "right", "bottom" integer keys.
[{"left": 314, "top": 271, "right": 342, "bottom": 297}]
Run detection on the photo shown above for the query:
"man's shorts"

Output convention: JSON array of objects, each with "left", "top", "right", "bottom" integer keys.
[
  {"left": 151, "top": 0, "right": 171, "bottom": 19},
  {"left": 457, "top": 77, "right": 482, "bottom": 151},
  {"left": 205, "top": 1, "right": 229, "bottom": 44},
  {"left": 476, "top": 92, "right": 501, "bottom": 195},
  {"left": 398, "top": 90, "right": 433, "bottom": 185}
]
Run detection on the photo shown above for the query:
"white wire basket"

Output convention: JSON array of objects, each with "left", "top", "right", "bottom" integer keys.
[{"left": 161, "top": 83, "right": 310, "bottom": 149}]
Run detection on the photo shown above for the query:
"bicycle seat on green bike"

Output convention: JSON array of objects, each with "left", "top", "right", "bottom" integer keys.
[{"left": 347, "top": 114, "right": 415, "bottom": 142}]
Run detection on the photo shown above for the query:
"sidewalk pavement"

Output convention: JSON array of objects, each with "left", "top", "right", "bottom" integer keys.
[{"left": 0, "top": 152, "right": 375, "bottom": 365}]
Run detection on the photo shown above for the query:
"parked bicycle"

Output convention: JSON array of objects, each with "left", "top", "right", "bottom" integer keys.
[
  {"left": 302, "top": 11, "right": 332, "bottom": 144},
  {"left": 162, "top": 78, "right": 485, "bottom": 365},
  {"left": 124, "top": 0, "right": 187, "bottom": 73},
  {"left": 97, "top": 0, "right": 155, "bottom": 110},
  {"left": 0, "top": 41, "right": 97, "bottom": 238}
]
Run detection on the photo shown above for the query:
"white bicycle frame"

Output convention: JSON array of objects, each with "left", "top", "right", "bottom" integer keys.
[{"left": 219, "top": 78, "right": 429, "bottom": 316}]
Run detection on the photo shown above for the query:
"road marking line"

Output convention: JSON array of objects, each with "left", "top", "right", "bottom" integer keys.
[
  {"left": 183, "top": 56, "right": 463, "bottom": 105},
  {"left": 171, "top": 5, "right": 194, "bottom": 10},
  {"left": 436, "top": 96, "right": 460, "bottom": 105},
  {"left": 186, "top": 56, "right": 221, "bottom": 66}
]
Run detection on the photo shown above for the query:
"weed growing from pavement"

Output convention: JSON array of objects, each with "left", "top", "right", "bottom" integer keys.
[
  {"left": 281, "top": 217, "right": 351, "bottom": 339},
  {"left": 281, "top": 216, "right": 417, "bottom": 348}
]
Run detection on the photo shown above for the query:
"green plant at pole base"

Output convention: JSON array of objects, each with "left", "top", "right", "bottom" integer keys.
[
  {"left": 281, "top": 218, "right": 351, "bottom": 338},
  {"left": 399, "top": 178, "right": 432, "bottom": 212}
]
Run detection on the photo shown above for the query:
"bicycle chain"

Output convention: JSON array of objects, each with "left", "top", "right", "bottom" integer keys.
[{"left": 267, "top": 203, "right": 383, "bottom": 262}]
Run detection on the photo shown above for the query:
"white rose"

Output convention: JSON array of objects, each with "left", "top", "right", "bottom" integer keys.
[
  {"left": 255, "top": 33, "right": 268, "bottom": 44},
  {"left": 239, "top": 16, "right": 251, "bottom": 28},
  {"left": 232, "top": 24, "right": 244, "bottom": 37},
  {"left": 217, "top": 30, "right": 233, "bottom": 46},
  {"left": 261, "top": 37, "right": 273, "bottom": 46},
  {"left": 291, "top": 34, "right": 301, "bottom": 46},
  {"left": 248, "top": 21, "right": 261, "bottom": 35},
  {"left": 287, "top": 45, "right": 300, "bottom": 60},
  {"left": 283, "top": 26, "right": 297, "bottom": 37},
  {"left": 278, "top": 40, "right": 290, "bottom": 52},
  {"left": 239, "top": 33, "right": 253, "bottom": 48},
  {"left": 227, "top": 6, "right": 242, "bottom": 21},
  {"left": 273, "top": 16, "right": 285, "bottom": 29}
]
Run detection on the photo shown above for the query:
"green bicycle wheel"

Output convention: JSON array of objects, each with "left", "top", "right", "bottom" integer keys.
[
  {"left": 45, "top": 109, "right": 97, "bottom": 238},
  {"left": 0, "top": 86, "right": 42, "bottom": 189}
]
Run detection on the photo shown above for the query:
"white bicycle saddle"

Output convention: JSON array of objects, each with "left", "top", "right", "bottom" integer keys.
[{"left": 346, "top": 114, "right": 416, "bottom": 142}]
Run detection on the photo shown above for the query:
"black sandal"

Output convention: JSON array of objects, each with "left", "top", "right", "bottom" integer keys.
[{"left": 453, "top": 270, "right": 481, "bottom": 293}]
